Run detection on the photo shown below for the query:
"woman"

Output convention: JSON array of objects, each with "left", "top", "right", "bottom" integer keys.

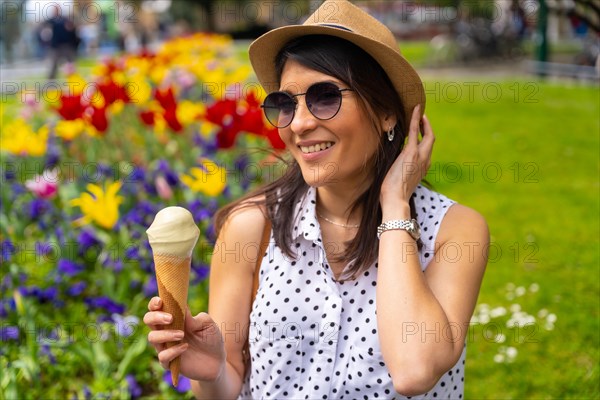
[{"left": 143, "top": 1, "right": 489, "bottom": 398}]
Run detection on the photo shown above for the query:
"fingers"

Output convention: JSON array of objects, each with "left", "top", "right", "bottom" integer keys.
[
  {"left": 148, "top": 296, "right": 162, "bottom": 311},
  {"left": 157, "top": 342, "right": 189, "bottom": 370},
  {"left": 406, "top": 104, "right": 421, "bottom": 148},
  {"left": 143, "top": 310, "right": 173, "bottom": 327},
  {"left": 148, "top": 329, "right": 184, "bottom": 345},
  {"left": 419, "top": 114, "right": 435, "bottom": 152},
  {"left": 188, "top": 309, "right": 217, "bottom": 332}
]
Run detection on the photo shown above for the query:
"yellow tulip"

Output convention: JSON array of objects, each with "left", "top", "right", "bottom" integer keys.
[
  {"left": 126, "top": 74, "right": 152, "bottom": 105},
  {"left": 89, "top": 91, "right": 106, "bottom": 109},
  {"left": 55, "top": 119, "right": 86, "bottom": 141},
  {"left": 177, "top": 100, "right": 205, "bottom": 126},
  {"left": 108, "top": 100, "right": 125, "bottom": 115},
  {"left": 180, "top": 160, "right": 227, "bottom": 197},
  {"left": 70, "top": 181, "right": 123, "bottom": 229},
  {"left": 0, "top": 118, "right": 48, "bottom": 156},
  {"left": 64, "top": 73, "right": 88, "bottom": 96}
]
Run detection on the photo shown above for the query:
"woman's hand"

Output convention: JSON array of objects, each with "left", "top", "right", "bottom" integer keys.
[
  {"left": 380, "top": 105, "right": 435, "bottom": 213},
  {"left": 143, "top": 297, "right": 226, "bottom": 382}
]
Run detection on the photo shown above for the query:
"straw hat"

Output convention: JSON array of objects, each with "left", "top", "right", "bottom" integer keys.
[{"left": 249, "top": 0, "right": 425, "bottom": 125}]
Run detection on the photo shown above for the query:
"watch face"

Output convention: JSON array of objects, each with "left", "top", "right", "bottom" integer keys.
[{"left": 411, "top": 219, "right": 421, "bottom": 240}]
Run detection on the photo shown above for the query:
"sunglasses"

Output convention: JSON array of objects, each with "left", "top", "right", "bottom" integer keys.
[{"left": 261, "top": 81, "right": 354, "bottom": 128}]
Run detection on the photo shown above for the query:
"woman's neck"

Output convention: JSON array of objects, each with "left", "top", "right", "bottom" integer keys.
[{"left": 315, "top": 178, "right": 370, "bottom": 226}]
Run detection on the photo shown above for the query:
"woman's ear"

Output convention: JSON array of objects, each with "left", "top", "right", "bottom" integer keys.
[{"left": 379, "top": 114, "right": 397, "bottom": 132}]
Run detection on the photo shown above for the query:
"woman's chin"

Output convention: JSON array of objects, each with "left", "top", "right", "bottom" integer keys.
[{"left": 300, "top": 167, "right": 338, "bottom": 188}]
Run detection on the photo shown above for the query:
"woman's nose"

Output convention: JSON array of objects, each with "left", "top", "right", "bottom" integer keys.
[{"left": 289, "top": 98, "right": 318, "bottom": 135}]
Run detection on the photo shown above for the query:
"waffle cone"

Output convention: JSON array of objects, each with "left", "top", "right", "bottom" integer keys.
[{"left": 153, "top": 254, "right": 191, "bottom": 387}]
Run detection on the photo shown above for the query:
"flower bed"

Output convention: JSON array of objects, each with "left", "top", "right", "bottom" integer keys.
[{"left": 0, "top": 33, "right": 283, "bottom": 398}]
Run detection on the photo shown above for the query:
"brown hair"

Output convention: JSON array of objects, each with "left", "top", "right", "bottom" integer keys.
[{"left": 215, "top": 35, "right": 422, "bottom": 280}]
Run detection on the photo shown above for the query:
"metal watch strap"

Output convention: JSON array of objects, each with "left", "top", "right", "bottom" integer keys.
[{"left": 377, "top": 219, "right": 418, "bottom": 240}]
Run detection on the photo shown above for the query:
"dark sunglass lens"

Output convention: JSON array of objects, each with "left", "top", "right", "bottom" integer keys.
[
  {"left": 263, "top": 92, "right": 295, "bottom": 128},
  {"left": 307, "top": 82, "right": 343, "bottom": 120}
]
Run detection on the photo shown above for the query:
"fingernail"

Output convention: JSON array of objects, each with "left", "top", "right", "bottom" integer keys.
[
  {"left": 163, "top": 314, "right": 172, "bottom": 323},
  {"left": 173, "top": 331, "right": 184, "bottom": 340},
  {"left": 154, "top": 298, "right": 161, "bottom": 306}
]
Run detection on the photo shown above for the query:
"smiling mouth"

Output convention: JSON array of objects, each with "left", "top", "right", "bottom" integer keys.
[{"left": 299, "top": 142, "right": 334, "bottom": 154}]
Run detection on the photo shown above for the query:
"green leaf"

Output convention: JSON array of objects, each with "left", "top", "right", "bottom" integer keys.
[
  {"left": 115, "top": 336, "right": 148, "bottom": 381},
  {"left": 90, "top": 340, "right": 111, "bottom": 381}
]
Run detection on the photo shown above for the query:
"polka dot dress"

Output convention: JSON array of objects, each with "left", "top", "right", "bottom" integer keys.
[{"left": 237, "top": 185, "right": 465, "bottom": 399}]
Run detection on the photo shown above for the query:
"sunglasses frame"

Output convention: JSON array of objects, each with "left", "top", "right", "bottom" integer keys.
[{"left": 261, "top": 82, "right": 354, "bottom": 129}]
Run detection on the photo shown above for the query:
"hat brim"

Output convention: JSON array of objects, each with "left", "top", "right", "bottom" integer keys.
[{"left": 249, "top": 24, "right": 425, "bottom": 125}]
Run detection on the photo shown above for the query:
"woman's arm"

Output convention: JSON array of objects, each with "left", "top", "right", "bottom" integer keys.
[
  {"left": 191, "top": 203, "right": 267, "bottom": 399},
  {"left": 377, "top": 107, "right": 489, "bottom": 395},
  {"left": 377, "top": 202, "right": 488, "bottom": 396}
]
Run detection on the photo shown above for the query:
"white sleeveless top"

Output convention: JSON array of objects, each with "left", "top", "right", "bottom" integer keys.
[{"left": 238, "top": 185, "right": 466, "bottom": 399}]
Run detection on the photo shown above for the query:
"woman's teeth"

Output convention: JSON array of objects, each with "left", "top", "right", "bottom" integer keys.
[{"left": 300, "top": 142, "right": 333, "bottom": 154}]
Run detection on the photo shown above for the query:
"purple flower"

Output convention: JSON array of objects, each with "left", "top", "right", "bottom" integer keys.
[
  {"left": 192, "top": 263, "right": 209, "bottom": 284},
  {"left": 125, "top": 246, "right": 141, "bottom": 261},
  {"left": 205, "top": 224, "right": 216, "bottom": 244},
  {"left": 1, "top": 240, "right": 16, "bottom": 263},
  {"left": 20, "top": 285, "right": 59, "bottom": 303},
  {"left": 84, "top": 296, "right": 125, "bottom": 315},
  {"left": 127, "top": 166, "right": 145, "bottom": 183},
  {"left": 143, "top": 276, "right": 157, "bottom": 297},
  {"left": 113, "top": 259, "right": 123, "bottom": 272},
  {"left": 78, "top": 230, "right": 100, "bottom": 253},
  {"left": 234, "top": 154, "right": 249, "bottom": 171},
  {"left": 139, "top": 257, "right": 153, "bottom": 273},
  {"left": 54, "top": 226, "right": 66, "bottom": 246},
  {"left": 40, "top": 344, "right": 57, "bottom": 364},
  {"left": 112, "top": 314, "right": 139, "bottom": 337},
  {"left": 44, "top": 148, "right": 60, "bottom": 170},
  {"left": 44, "top": 135, "right": 60, "bottom": 169},
  {"left": 0, "top": 298, "right": 16, "bottom": 318},
  {"left": 0, "top": 325, "right": 19, "bottom": 341},
  {"left": 187, "top": 199, "right": 214, "bottom": 223},
  {"left": 83, "top": 385, "right": 91, "bottom": 399},
  {"left": 142, "top": 181, "right": 158, "bottom": 196},
  {"left": 12, "top": 183, "right": 26, "bottom": 196},
  {"left": 193, "top": 131, "right": 218, "bottom": 154},
  {"left": 3, "top": 166, "right": 16, "bottom": 181},
  {"left": 162, "top": 370, "right": 191, "bottom": 392},
  {"left": 97, "top": 163, "right": 114, "bottom": 179},
  {"left": 102, "top": 257, "right": 123, "bottom": 272},
  {"left": 123, "top": 201, "right": 157, "bottom": 227},
  {"left": 125, "top": 374, "right": 142, "bottom": 398},
  {"left": 35, "top": 242, "right": 54, "bottom": 257},
  {"left": 57, "top": 259, "right": 84, "bottom": 276},
  {"left": 28, "top": 198, "right": 50, "bottom": 220},
  {"left": 156, "top": 159, "right": 180, "bottom": 186},
  {"left": 67, "top": 281, "right": 87, "bottom": 296}
]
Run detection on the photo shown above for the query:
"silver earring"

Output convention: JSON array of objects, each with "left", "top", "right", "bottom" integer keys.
[{"left": 387, "top": 127, "right": 395, "bottom": 142}]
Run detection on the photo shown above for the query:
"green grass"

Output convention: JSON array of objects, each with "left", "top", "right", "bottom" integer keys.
[
  {"left": 399, "top": 40, "right": 432, "bottom": 67},
  {"left": 402, "top": 39, "right": 587, "bottom": 66},
  {"left": 423, "top": 80, "right": 599, "bottom": 399}
]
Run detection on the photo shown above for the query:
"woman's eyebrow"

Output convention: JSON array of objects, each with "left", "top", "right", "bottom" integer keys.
[{"left": 278, "top": 79, "right": 345, "bottom": 93}]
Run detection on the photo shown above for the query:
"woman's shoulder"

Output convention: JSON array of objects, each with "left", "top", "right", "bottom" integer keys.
[
  {"left": 414, "top": 185, "right": 488, "bottom": 244},
  {"left": 219, "top": 196, "right": 268, "bottom": 246},
  {"left": 413, "top": 185, "right": 488, "bottom": 268}
]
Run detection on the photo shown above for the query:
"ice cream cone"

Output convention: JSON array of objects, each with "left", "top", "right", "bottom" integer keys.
[
  {"left": 154, "top": 253, "right": 190, "bottom": 386},
  {"left": 147, "top": 207, "right": 200, "bottom": 387}
]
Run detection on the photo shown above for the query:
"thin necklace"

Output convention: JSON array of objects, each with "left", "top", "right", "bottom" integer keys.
[{"left": 317, "top": 211, "right": 360, "bottom": 229}]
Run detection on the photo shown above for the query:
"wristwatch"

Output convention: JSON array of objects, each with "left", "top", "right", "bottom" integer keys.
[{"left": 377, "top": 219, "right": 421, "bottom": 241}]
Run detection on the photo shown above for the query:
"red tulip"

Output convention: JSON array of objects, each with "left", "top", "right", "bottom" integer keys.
[{"left": 56, "top": 94, "right": 85, "bottom": 120}]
